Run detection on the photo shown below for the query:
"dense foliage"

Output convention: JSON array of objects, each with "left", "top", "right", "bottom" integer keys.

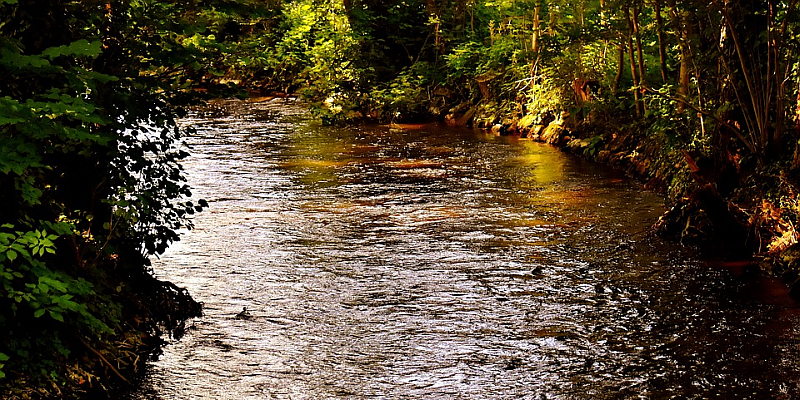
[
  {"left": 205, "top": 0, "right": 800, "bottom": 252},
  {"left": 0, "top": 0, "right": 209, "bottom": 397},
  {"left": 201, "top": 0, "right": 800, "bottom": 169}
]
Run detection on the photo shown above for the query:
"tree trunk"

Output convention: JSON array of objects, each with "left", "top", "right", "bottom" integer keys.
[
  {"left": 654, "top": 0, "right": 669, "bottom": 84},
  {"left": 668, "top": 0, "right": 691, "bottom": 113},
  {"left": 577, "top": 2, "right": 586, "bottom": 80},
  {"left": 532, "top": 6, "right": 540, "bottom": 54},
  {"left": 426, "top": 0, "right": 443, "bottom": 58},
  {"left": 625, "top": 7, "right": 643, "bottom": 117},
  {"left": 632, "top": 3, "right": 645, "bottom": 86},
  {"left": 613, "top": 41, "right": 625, "bottom": 93},
  {"left": 632, "top": 2, "right": 646, "bottom": 114},
  {"left": 771, "top": 0, "right": 796, "bottom": 157},
  {"left": 723, "top": 1, "right": 767, "bottom": 157}
]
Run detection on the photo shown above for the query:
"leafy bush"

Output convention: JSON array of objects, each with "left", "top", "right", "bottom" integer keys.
[{"left": 0, "top": 0, "right": 205, "bottom": 396}]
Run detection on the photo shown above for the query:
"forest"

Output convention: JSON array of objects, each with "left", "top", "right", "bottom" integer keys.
[{"left": 1, "top": 0, "right": 799, "bottom": 398}]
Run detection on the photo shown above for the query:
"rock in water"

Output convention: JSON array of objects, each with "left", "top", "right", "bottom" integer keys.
[{"left": 235, "top": 307, "right": 252, "bottom": 320}]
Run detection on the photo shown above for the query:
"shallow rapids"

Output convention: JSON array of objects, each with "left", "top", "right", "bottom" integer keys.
[{"left": 128, "top": 99, "right": 800, "bottom": 399}]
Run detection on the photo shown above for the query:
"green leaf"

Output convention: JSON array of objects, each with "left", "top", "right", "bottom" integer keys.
[
  {"left": 76, "top": 69, "right": 119, "bottom": 84},
  {"left": 39, "top": 277, "right": 67, "bottom": 293},
  {"left": 54, "top": 294, "right": 73, "bottom": 303},
  {"left": 6, "top": 250, "right": 16, "bottom": 262},
  {"left": 33, "top": 309, "right": 46, "bottom": 318},
  {"left": 41, "top": 40, "right": 102, "bottom": 59},
  {"left": 48, "top": 310, "right": 64, "bottom": 322},
  {"left": 0, "top": 49, "right": 51, "bottom": 69}
]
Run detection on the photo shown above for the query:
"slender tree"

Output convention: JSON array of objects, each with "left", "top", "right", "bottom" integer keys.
[{"left": 653, "top": 0, "right": 669, "bottom": 83}]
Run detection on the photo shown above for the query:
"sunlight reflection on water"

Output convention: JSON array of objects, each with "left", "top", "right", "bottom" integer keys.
[{"left": 127, "top": 99, "right": 800, "bottom": 400}]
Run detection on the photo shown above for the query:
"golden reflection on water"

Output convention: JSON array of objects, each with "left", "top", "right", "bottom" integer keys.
[
  {"left": 514, "top": 141, "right": 567, "bottom": 186},
  {"left": 131, "top": 101, "right": 800, "bottom": 400}
]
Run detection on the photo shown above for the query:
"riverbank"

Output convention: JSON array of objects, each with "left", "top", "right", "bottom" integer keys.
[
  {"left": 145, "top": 0, "right": 800, "bottom": 297},
  {"left": 442, "top": 102, "right": 800, "bottom": 295},
  {"left": 243, "top": 90, "right": 800, "bottom": 292},
  {"left": 0, "top": 268, "right": 201, "bottom": 400}
]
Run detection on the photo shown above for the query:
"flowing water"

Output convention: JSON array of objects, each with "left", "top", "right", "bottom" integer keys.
[{"left": 128, "top": 99, "right": 800, "bottom": 399}]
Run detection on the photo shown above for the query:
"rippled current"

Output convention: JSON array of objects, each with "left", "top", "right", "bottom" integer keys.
[{"left": 128, "top": 99, "right": 800, "bottom": 399}]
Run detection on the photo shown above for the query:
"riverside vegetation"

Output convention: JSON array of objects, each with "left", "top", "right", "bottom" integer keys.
[
  {"left": 197, "top": 0, "right": 799, "bottom": 285},
  {"left": 2, "top": 0, "right": 800, "bottom": 398}
]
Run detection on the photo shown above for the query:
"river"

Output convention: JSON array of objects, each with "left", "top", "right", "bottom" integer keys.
[{"left": 127, "top": 99, "right": 800, "bottom": 399}]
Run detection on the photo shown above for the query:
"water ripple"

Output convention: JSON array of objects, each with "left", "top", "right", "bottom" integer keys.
[{"left": 128, "top": 99, "right": 800, "bottom": 400}]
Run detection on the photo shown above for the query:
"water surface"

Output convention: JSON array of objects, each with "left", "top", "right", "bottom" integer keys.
[{"left": 129, "top": 99, "right": 800, "bottom": 399}]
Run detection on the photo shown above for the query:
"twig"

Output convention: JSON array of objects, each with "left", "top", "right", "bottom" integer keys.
[{"left": 77, "top": 336, "right": 130, "bottom": 385}]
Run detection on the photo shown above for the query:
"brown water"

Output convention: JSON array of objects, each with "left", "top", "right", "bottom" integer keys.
[{"left": 128, "top": 99, "right": 800, "bottom": 399}]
